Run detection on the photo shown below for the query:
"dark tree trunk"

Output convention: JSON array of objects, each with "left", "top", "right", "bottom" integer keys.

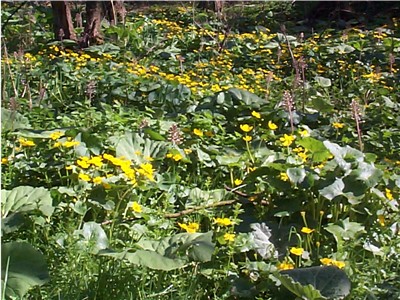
[
  {"left": 51, "top": 1, "right": 76, "bottom": 40},
  {"left": 80, "top": 1, "right": 104, "bottom": 47},
  {"left": 105, "top": 0, "right": 126, "bottom": 25}
]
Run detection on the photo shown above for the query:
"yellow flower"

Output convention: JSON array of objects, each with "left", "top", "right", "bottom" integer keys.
[
  {"left": 184, "top": 148, "right": 192, "bottom": 154},
  {"left": 299, "top": 129, "right": 309, "bottom": 137},
  {"left": 290, "top": 247, "right": 304, "bottom": 256},
  {"left": 63, "top": 138, "right": 80, "bottom": 148},
  {"left": 320, "top": 258, "right": 332, "bottom": 265},
  {"left": 19, "top": 138, "right": 35, "bottom": 147},
  {"left": 277, "top": 262, "right": 295, "bottom": 270},
  {"left": 234, "top": 179, "right": 243, "bottom": 186},
  {"left": 331, "top": 260, "right": 346, "bottom": 269},
  {"left": 251, "top": 111, "right": 261, "bottom": 119},
  {"left": 65, "top": 165, "right": 73, "bottom": 170},
  {"left": 92, "top": 176, "right": 103, "bottom": 185},
  {"left": 178, "top": 222, "right": 199, "bottom": 233},
  {"left": 332, "top": 122, "right": 345, "bottom": 129},
  {"left": 78, "top": 173, "right": 91, "bottom": 182},
  {"left": 377, "top": 215, "right": 385, "bottom": 226},
  {"left": 49, "top": 131, "right": 64, "bottom": 140},
  {"left": 223, "top": 233, "right": 235, "bottom": 242},
  {"left": 131, "top": 201, "right": 143, "bottom": 213},
  {"left": 298, "top": 152, "right": 308, "bottom": 163},
  {"left": 242, "top": 135, "right": 252, "bottom": 142},
  {"left": 320, "top": 258, "right": 345, "bottom": 269},
  {"left": 138, "top": 163, "right": 155, "bottom": 181},
  {"left": 268, "top": 120, "right": 278, "bottom": 130},
  {"left": 214, "top": 218, "right": 233, "bottom": 226},
  {"left": 53, "top": 142, "right": 61, "bottom": 148},
  {"left": 385, "top": 188, "right": 394, "bottom": 200},
  {"left": 1, "top": 158, "right": 8, "bottom": 164},
  {"left": 77, "top": 157, "right": 90, "bottom": 169},
  {"left": 280, "top": 134, "right": 295, "bottom": 147},
  {"left": 301, "top": 227, "right": 314, "bottom": 234},
  {"left": 279, "top": 172, "right": 289, "bottom": 181},
  {"left": 193, "top": 128, "right": 204, "bottom": 137},
  {"left": 240, "top": 124, "right": 253, "bottom": 133},
  {"left": 88, "top": 156, "right": 103, "bottom": 168}
]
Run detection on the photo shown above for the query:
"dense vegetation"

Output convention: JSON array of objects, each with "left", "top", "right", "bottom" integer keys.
[{"left": 1, "top": 2, "right": 400, "bottom": 299}]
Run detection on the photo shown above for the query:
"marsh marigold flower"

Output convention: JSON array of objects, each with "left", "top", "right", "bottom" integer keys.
[
  {"left": 49, "top": 131, "right": 64, "bottom": 140},
  {"left": 19, "top": 138, "right": 35, "bottom": 147},
  {"left": 63, "top": 138, "right": 80, "bottom": 148},
  {"left": 243, "top": 135, "right": 252, "bottom": 142},
  {"left": 320, "top": 258, "right": 345, "bottom": 269},
  {"left": 240, "top": 124, "right": 253, "bottom": 133},
  {"left": 251, "top": 111, "right": 261, "bottom": 119},
  {"left": 78, "top": 173, "right": 91, "bottom": 182},
  {"left": 278, "top": 262, "right": 295, "bottom": 270},
  {"left": 131, "top": 201, "right": 143, "bottom": 213},
  {"left": 279, "top": 172, "right": 289, "bottom": 181},
  {"left": 280, "top": 134, "right": 295, "bottom": 147},
  {"left": 301, "top": 227, "right": 314, "bottom": 234},
  {"left": 193, "top": 128, "right": 204, "bottom": 137},
  {"left": 290, "top": 247, "right": 304, "bottom": 256},
  {"left": 92, "top": 176, "right": 103, "bottom": 185},
  {"left": 385, "top": 188, "right": 394, "bottom": 200},
  {"left": 234, "top": 179, "right": 243, "bottom": 186},
  {"left": 178, "top": 222, "right": 199, "bottom": 233},
  {"left": 332, "top": 122, "right": 345, "bottom": 129},
  {"left": 268, "top": 120, "right": 278, "bottom": 130},
  {"left": 214, "top": 218, "right": 233, "bottom": 226},
  {"left": 224, "top": 233, "right": 235, "bottom": 242}
]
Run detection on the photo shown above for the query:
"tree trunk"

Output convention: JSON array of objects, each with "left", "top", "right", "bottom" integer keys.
[
  {"left": 51, "top": 1, "right": 76, "bottom": 40},
  {"left": 105, "top": 0, "right": 126, "bottom": 25},
  {"left": 80, "top": 1, "right": 104, "bottom": 47}
]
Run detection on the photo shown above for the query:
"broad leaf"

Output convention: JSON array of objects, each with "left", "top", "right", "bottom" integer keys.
[
  {"left": 287, "top": 167, "right": 306, "bottom": 185},
  {"left": 278, "top": 266, "right": 351, "bottom": 299},
  {"left": 319, "top": 178, "right": 344, "bottom": 200},
  {"left": 1, "top": 108, "right": 31, "bottom": 132},
  {"left": 1, "top": 186, "right": 54, "bottom": 218},
  {"left": 315, "top": 76, "right": 331, "bottom": 88},
  {"left": 110, "top": 131, "right": 168, "bottom": 164},
  {"left": 75, "top": 222, "right": 109, "bottom": 254},
  {"left": 1, "top": 242, "right": 49, "bottom": 298},
  {"left": 249, "top": 223, "right": 277, "bottom": 259},
  {"left": 297, "top": 137, "right": 331, "bottom": 163},
  {"left": 325, "top": 218, "right": 365, "bottom": 245}
]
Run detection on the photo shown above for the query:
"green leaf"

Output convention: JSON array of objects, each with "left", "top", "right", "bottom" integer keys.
[
  {"left": 100, "top": 232, "right": 215, "bottom": 271},
  {"left": 1, "top": 242, "right": 49, "bottom": 298},
  {"left": 15, "top": 128, "right": 67, "bottom": 139},
  {"left": 297, "top": 137, "right": 331, "bottom": 163},
  {"left": 277, "top": 274, "right": 326, "bottom": 300},
  {"left": 315, "top": 76, "right": 331, "bottom": 88},
  {"left": 188, "top": 188, "right": 227, "bottom": 205},
  {"left": 137, "top": 231, "right": 215, "bottom": 262},
  {"left": 250, "top": 223, "right": 277, "bottom": 259},
  {"left": 287, "top": 167, "right": 306, "bottom": 185},
  {"left": 319, "top": 178, "right": 344, "bottom": 200},
  {"left": 1, "top": 108, "right": 31, "bottom": 132},
  {"left": 1, "top": 213, "right": 25, "bottom": 235},
  {"left": 311, "top": 96, "right": 334, "bottom": 112},
  {"left": 1, "top": 186, "right": 54, "bottom": 218},
  {"left": 227, "top": 88, "right": 264, "bottom": 108},
  {"left": 325, "top": 218, "right": 365, "bottom": 244},
  {"left": 110, "top": 131, "right": 168, "bottom": 164},
  {"left": 143, "top": 128, "right": 166, "bottom": 141},
  {"left": 124, "top": 250, "right": 186, "bottom": 271},
  {"left": 277, "top": 266, "right": 351, "bottom": 299},
  {"left": 75, "top": 222, "right": 109, "bottom": 254}
]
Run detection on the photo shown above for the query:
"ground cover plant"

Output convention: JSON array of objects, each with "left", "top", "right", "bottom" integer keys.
[{"left": 1, "top": 1, "right": 400, "bottom": 299}]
